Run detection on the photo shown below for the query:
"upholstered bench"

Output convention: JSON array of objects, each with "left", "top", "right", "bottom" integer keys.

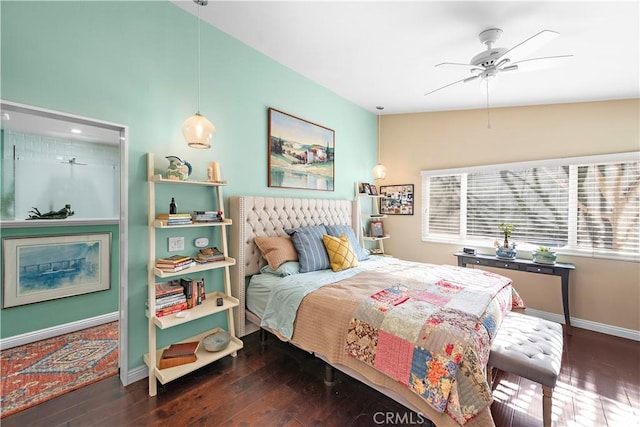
[{"left": 488, "top": 311, "right": 564, "bottom": 427}]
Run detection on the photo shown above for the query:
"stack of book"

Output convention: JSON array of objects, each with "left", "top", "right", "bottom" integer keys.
[
  {"left": 191, "top": 210, "right": 224, "bottom": 223},
  {"left": 180, "top": 277, "right": 206, "bottom": 308},
  {"left": 153, "top": 281, "right": 187, "bottom": 317},
  {"left": 194, "top": 246, "right": 225, "bottom": 264},
  {"left": 156, "top": 255, "right": 195, "bottom": 273},
  {"left": 156, "top": 213, "right": 192, "bottom": 226},
  {"left": 158, "top": 340, "right": 199, "bottom": 369}
]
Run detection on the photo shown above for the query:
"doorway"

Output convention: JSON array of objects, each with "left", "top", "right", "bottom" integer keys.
[{"left": 0, "top": 100, "right": 129, "bottom": 386}]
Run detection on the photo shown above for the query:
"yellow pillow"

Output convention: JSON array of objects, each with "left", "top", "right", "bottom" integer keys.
[{"left": 322, "top": 233, "right": 358, "bottom": 272}]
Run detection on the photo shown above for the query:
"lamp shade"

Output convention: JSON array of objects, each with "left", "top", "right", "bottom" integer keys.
[
  {"left": 182, "top": 113, "right": 216, "bottom": 149},
  {"left": 372, "top": 163, "right": 387, "bottom": 180}
]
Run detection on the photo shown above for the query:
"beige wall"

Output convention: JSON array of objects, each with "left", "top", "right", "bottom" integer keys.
[{"left": 379, "top": 99, "right": 640, "bottom": 332}]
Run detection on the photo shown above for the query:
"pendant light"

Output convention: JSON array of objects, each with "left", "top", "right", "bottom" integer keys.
[
  {"left": 182, "top": 0, "right": 216, "bottom": 149},
  {"left": 372, "top": 106, "right": 387, "bottom": 180}
]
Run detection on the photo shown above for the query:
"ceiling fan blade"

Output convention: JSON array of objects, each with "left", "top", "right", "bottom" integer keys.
[
  {"left": 435, "top": 62, "right": 482, "bottom": 71},
  {"left": 424, "top": 76, "right": 477, "bottom": 96},
  {"left": 496, "top": 30, "right": 559, "bottom": 64},
  {"left": 509, "top": 54, "right": 573, "bottom": 72}
]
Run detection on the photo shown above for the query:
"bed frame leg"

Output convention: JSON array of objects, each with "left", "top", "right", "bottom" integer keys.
[
  {"left": 259, "top": 328, "right": 267, "bottom": 342},
  {"left": 324, "top": 363, "right": 335, "bottom": 386}
]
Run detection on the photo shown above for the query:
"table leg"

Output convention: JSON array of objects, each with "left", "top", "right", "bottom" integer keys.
[{"left": 561, "top": 271, "right": 572, "bottom": 335}]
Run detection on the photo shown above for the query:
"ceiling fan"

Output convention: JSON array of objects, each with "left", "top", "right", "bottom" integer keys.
[{"left": 424, "top": 28, "right": 573, "bottom": 96}]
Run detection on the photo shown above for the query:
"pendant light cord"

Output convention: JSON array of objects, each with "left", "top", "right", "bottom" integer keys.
[
  {"left": 377, "top": 112, "right": 381, "bottom": 163},
  {"left": 197, "top": 2, "right": 202, "bottom": 115}
]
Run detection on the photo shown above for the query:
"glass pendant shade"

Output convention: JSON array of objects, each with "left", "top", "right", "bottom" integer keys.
[
  {"left": 182, "top": 112, "right": 216, "bottom": 149},
  {"left": 372, "top": 163, "right": 387, "bottom": 180}
]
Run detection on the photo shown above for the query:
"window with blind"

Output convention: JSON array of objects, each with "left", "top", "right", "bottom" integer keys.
[{"left": 421, "top": 152, "right": 639, "bottom": 260}]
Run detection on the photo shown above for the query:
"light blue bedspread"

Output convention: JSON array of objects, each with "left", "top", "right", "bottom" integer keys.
[{"left": 256, "top": 256, "right": 396, "bottom": 339}]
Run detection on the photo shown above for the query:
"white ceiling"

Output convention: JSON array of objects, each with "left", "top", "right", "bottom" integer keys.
[{"left": 173, "top": 0, "right": 640, "bottom": 115}]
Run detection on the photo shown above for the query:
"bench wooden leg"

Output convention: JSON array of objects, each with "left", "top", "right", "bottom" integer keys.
[
  {"left": 486, "top": 366, "right": 493, "bottom": 388},
  {"left": 542, "top": 385, "right": 553, "bottom": 427}
]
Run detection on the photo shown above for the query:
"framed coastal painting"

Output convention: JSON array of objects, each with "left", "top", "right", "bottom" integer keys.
[
  {"left": 268, "top": 108, "right": 335, "bottom": 191},
  {"left": 2, "top": 233, "right": 111, "bottom": 308},
  {"left": 380, "top": 184, "right": 415, "bottom": 215}
]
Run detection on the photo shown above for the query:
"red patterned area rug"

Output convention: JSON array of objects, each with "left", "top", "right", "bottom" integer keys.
[{"left": 0, "top": 321, "right": 118, "bottom": 418}]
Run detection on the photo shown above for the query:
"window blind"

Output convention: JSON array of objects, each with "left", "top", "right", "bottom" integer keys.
[{"left": 421, "top": 152, "right": 639, "bottom": 260}]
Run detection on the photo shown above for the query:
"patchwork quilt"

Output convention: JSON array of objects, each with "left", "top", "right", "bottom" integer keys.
[{"left": 344, "top": 264, "right": 513, "bottom": 425}]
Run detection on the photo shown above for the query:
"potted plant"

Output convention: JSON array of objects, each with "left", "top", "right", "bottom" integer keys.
[
  {"left": 495, "top": 223, "right": 517, "bottom": 259},
  {"left": 532, "top": 245, "right": 557, "bottom": 264}
]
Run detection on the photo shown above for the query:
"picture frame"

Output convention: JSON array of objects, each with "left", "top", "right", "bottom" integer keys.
[
  {"left": 268, "top": 108, "right": 335, "bottom": 191},
  {"left": 359, "top": 182, "right": 370, "bottom": 194},
  {"left": 2, "top": 233, "right": 111, "bottom": 308},
  {"left": 369, "top": 184, "right": 378, "bottom": 196},
  {"left": 369, "top": 220, "right": 385, "bottom": 238},
  {"left": 380, "top": 184, "right": 415, "bottom": 215}
]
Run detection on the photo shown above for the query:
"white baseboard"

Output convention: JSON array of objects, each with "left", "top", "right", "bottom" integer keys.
[
  {"left": 126, "top": 364, "right": 150, "bottom": 386},
  {"left": 525, "top": 308, "right": 640, "bottom": 341},
  {"left": 0, "top": 312, "right": 119, "bottom": 350}
]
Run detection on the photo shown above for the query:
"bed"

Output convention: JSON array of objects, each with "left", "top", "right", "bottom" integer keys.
[{"left": 229, "top": 196, "right": 515, "bottom": 427}]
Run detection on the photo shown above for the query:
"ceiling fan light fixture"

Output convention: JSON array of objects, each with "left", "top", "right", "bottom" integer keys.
[{"left": 425, "top": 28, "right": 571, "bottom": 99}]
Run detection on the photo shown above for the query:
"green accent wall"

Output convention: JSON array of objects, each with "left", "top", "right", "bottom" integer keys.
[
  {"left": 0, "top": 226, "right": 120, "bottom": 335},
  {"left": 1, "top": 1, "right": 377, "bottom": 372}
]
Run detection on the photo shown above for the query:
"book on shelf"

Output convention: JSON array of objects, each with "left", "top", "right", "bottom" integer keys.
[
  {"left": 162, "top": 340, "right": 200, "bottom": 358},
  {"left": 154, "top": 301, "right": 188, "bottom": 317},
  {"left": 156, "top": 254, "right": 192, "bottom": 264},
  {"left": 156, "top": 260, "right": 195, "bottom": 269},
  {"left": 180, "top": 277, "right": 205, "bottom": 308},
  {"left": 154, "top": 295, "right": 187, "bottom": 309},
  {"left": 194, "top": 246, "right": 225, "bottom": 263},
  {"left": 194, "top": 277, "right": 206, "bottom": 303},
  {"left": 180, "top": 277, "right": 195, "bottom": 308},
  {"left": 158, "top": 353, "right": 197, "bottom": 369},
  {"left": 162, "top": 219, "right": 193, "bottom": 226},
  {"left": 154, "top": 281, "right": 184, "bottom": 297},
  {"left": 158, "top": 341, "right": 200, "bottom": 369},
  {"left": 156, "top": 213, "right": 191, "bottom": 219},
  {"left": 191, "top": 210, "right": 224, "bottom": 223},
  {"left": 155, "top": 261, "right": 195, "bottom": 273}
]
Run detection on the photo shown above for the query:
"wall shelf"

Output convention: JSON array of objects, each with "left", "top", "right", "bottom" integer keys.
[{"left": 144, "top": 153, "right": 241, "bottom": 396}]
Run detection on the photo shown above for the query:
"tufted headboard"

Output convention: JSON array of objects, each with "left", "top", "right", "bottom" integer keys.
[{"left": 229, "top": 196, "right": 357, "bottom": 337}]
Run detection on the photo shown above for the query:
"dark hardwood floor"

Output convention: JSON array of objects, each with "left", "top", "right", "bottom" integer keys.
[{"left": 3, "top": 327, "right": 638, "bottom": 427}]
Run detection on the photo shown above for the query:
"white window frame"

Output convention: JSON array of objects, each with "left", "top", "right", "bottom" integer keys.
[{"left": 421, "top": 152, "right": 640, "bottom": 262}]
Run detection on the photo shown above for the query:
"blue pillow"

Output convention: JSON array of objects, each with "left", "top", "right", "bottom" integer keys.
[
  {"left": 285, "top": 225, "right": 330, "bottom": 273},
  {"left": 260, "top": 261, "right": 300, "bottom": 277},
  {"left": 325, "top": 224, "right": 370, "bottom": 261}
]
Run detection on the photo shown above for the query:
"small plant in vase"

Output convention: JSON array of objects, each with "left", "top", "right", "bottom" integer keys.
[
  {"left": 495, "top": 223, "right": 517, "bottom": 259},
  {"left": 532, "top": 245, "right": 557, "bottom": 264}
]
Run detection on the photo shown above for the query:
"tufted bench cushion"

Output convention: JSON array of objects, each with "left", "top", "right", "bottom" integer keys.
[
  {"left": 488, "top": 311, "right": 564, "bottom": 426},
  {"left": 489, "top": 311, "right": 564, "bottom": 387}
]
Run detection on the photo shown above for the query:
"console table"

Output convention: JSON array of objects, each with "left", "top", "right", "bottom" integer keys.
[{"left": 454, "top": 252, "right": 576, "bottom": 334}]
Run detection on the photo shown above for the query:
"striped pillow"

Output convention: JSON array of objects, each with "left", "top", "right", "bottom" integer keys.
[
  {"left": 285, "top": 225, "right": 330, "bottom": 273},
  {"left": 325, "top": 224, "right": 370, "bottom": 261}
]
